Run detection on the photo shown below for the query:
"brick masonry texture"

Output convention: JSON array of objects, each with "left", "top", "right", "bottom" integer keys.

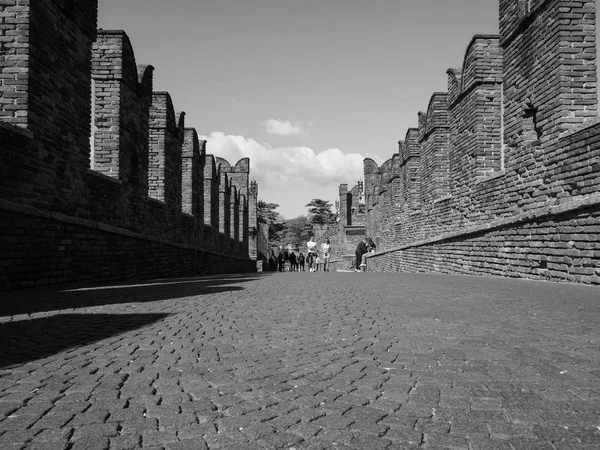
[
  {"left": 0, "top": 0, "right": 259, "bottom": 290},
  {"left": 361, "top": 0, "right": 600, "bottom": 285},
  {"left": 326, "top": 184, "right": 367, "bottom": 270}
]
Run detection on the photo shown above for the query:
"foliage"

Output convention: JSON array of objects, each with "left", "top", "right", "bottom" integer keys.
[
  {"left": 257, "top": 201, "right": 280, "bottom": 225},
  {"left": 305, "top": 198, "right": 337, "bottom": 225},
  {"left": 282, "top": 215, "right": 312, "bottom": 247},
  {"left": 257, "top": 201, "right": 286, "bottom": 243},
  {"left": 269, "top": 222, "right": 286, "bottom": 244}
]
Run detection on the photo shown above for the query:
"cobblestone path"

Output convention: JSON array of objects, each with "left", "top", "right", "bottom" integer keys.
[{"left": 0, "top": 272, "right": 599, "bottom": 449}]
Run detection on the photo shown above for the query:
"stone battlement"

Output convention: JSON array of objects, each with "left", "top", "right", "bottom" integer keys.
[
  {"left": 0, "top": 0, "right": 258, "bottom": 289},
  {"left": 358, "top": 0, "right": 600, "bottom": 284}
]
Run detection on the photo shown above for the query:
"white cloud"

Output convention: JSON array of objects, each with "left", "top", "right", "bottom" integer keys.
[
  {"left": 264, "top": 119, "right": 305, "bottom": 136},
  {"left": 200, "top": 131, "right": 365, "bottom": 216}
]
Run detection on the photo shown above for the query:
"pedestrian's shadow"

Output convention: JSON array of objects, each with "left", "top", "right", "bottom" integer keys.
[
  {"left": 0, "top": 274, "right": 262, "bottom": 317},
  {"left": 0, "top": 312, "right": 169, "bottom": 369}
]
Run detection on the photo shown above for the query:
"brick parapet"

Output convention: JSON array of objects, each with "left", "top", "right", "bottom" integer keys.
[
  {"left": 501, "top": 0, "right": 598, "bottom": 149},
  {"left": 216, "top": 156, "right": 251, "bottom": 257},
  {"left": 218, "top": 172, "right": 231, "bottom": 242},
  {"left": 229, "top": 186, "right": 239, "bottom": 254},
  {"left": 0, "top": 1, "right": 30, "bottom": 127},
  {"left": 364, "top": 158, "right": 380, "bottom": 213},
  {"left": 420, "top": 93, "right": 451, "bottom": 204},
  {"left": 372, "top": 117, "right": 600, "bottom": 254},
  {"left": 446, "top": 69, "right": 463, "bottom": 106},
  {"left": 366, "top": 195, "right": 600, "bottom": 285},
  {"left": 361, "top": 0, "right": 600, "bottom": 283},
  {"left": 0, "top": 0, "right": 257, "bottom": 288},
  {"left": 0, "top": 201, "right": 255, "bottom": 290},
  {"left": 248, "top": 181, "right": 258, "bottom": 258},
  {"left": 148, "top": 92, "right": 184, "bottom": 230},
  {"left": 204, "top": 156, "right": 220, "bottom": 233},
  {"left": 449, "top": 36, "right": 503, "bottom": 209},
  {"left": 92, "top": 30, "right": 153, "bottom": 185},
  {"left": 181, "top": 130, "right": 204, "bottom": 220},
  {"left": 339, "top": 184, "right": 349, "bottom": 227}
]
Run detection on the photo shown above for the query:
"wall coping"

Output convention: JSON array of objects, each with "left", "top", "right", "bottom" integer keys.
[
  {"left": 86, "top": 168, "right": 123, "bottom": 185},
  {"left": 148, "top": 197, "right": 165, "bottom": 206},
  {"left": 371, "top": 192, "right": 600, "bottom": 257},
  {"left": 433, "top": 194, "right": 453, "bottom": 204},
  {"left": 0, "top": 199, "right": 251, "bottom": 263},
  {"left": 0, "top": 121, "right": 34, "bottom": 140},
  {"left": 474, "top": 169, "right": 506, "bottom": 185}
]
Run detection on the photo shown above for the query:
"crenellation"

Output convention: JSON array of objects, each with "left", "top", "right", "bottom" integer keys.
[
  {"left": 360, "top": 0, "right": 600, "bottom": 285},
  {"left": 230, "top": 185, "right": 239, "bottom": 254},
  {"left": 363, "top": 158, "right": 380, "bottom": 210},
  {"left": 460, "top": 35, "right": 503, "bottom": 94},
  {"left": 181, "top": 130, "right": 204, "bottom": 221},
  {"left": 239, "top": 193, "right": 247, "bottom": 246},
  {"left": 219, "top": 171, "right": 231, "bottom": 240},
  {"left": 390, "top": 154, "right": 402, "bottom": 208},
  {"left": 0, "top": 0, "right": 259, "bottom": 289},
  {"left": 92, "top": 30, "right": 153, "bottom": 186},
  {"left": 446, "top": 69, "right": 463, "bottom": 105},
  {"left": 216, "top": 156, "right": 251, "bottom": 255},
  {"left": 501, "top": 0, "right": 598, "bottom": 149},
  {"left": 450, "top": 35, "right": 504, "bottom": 215},
  {"left": 204, "top": 154, "right": 220, "bottom": 233},
  {"left": 148, "top": 91, "right": 184, "bottom": 228},
  {"left": 420, "top": 93, "right": 451, "bottom": 203},
  {"left": 248, "top": 180, "right": 262, "bottom": 264},
  {"left": 0, "top": 1, "right": 30, "bottom": 127}
]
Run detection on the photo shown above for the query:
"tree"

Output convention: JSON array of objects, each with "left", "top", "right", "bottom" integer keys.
[
  {"left": 305, "top": 199, "right": 336, "bottom": 225},
  {"left": 257, "top": 201, "right": 280, "bottom": 226},
  {"left": 283, "top": 215, "right": 311, "bottom": 246},
  {"left": 257, "top": 201, "right": 286, "bottom": 243}
]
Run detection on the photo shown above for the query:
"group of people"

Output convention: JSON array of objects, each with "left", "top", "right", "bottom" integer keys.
[
  {"left": 305, "top": 237, "right": 331, "bottom": 272},
  {"left": 269, "top": 248, "right": 303, "bottom": 272},
  {"left": 269, "top": 236, "right": 375, "bottom": 273},
  {"left": 354, "top": 237, "right": 376, "bottom": 272},
  {"left": 268, "top": 237, "right": 333, "bottom": 273}
]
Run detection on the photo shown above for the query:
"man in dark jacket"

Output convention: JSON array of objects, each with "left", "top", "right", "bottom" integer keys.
[
  {"left": 289, "top": 251, "right": 297, "bottom": 272},
  {"left": 355, "top": 238, "right": 368, "bottom": 272}
]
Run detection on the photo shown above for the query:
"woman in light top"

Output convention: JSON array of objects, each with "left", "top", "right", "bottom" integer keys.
[{"left": 306, "top": 236, "right": 317, "bottom": 272}]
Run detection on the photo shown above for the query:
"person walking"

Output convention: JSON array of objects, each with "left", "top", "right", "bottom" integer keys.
[
  {"left": 289, "top": 251, "right": 297, "bottom": 272},
  {"left": 306, "top": 236, "right": 317, "bottom": 272},
  {"left": 277, "top": 247, "right": 285, "bottom": 272},
  {"left": 321, "top": 238, "right": 331, "bottom": 272}
]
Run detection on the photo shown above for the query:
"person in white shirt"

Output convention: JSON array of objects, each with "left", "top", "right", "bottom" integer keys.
[{"left": 306, "top": 236, "right": 317, "bottom": 272}]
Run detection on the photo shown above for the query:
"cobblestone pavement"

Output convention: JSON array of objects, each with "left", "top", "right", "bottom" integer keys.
[{"left": 0, "top": 272, "right": 599, "bottom": 450}]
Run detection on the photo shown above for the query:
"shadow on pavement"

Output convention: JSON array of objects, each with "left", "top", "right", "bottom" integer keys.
[
  {"left": 0, "top": 312, "right": 169, "bottom": 369},
  {"left": 0, "top": 275, "right": 260, "bottom": 317}
]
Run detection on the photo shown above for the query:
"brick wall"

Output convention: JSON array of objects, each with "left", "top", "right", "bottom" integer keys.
[
  {"left": 363, "top": 0, "right": 600, "bottom": 285},
  {"left": 0, "top": 206, "right": 255, "bottom": 290},
  {"left": 368, "top": 199, "right": 600, "bottom": 285},
  {"left": 248, "top": 181, "right": 259, "bottom": 260},
  {"left": 217, "top": 157, "right": 251, "bottom": 254},
  {"left": 181, "top": 130, "right": 205, "bottom": 221},
  {"left": 0, "top": 0, "right": 259, "bottom": 290}
]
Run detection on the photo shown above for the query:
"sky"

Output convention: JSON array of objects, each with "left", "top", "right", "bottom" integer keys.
[{"left": 98, "top": 0, "right": 499, "bottom": 219}]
